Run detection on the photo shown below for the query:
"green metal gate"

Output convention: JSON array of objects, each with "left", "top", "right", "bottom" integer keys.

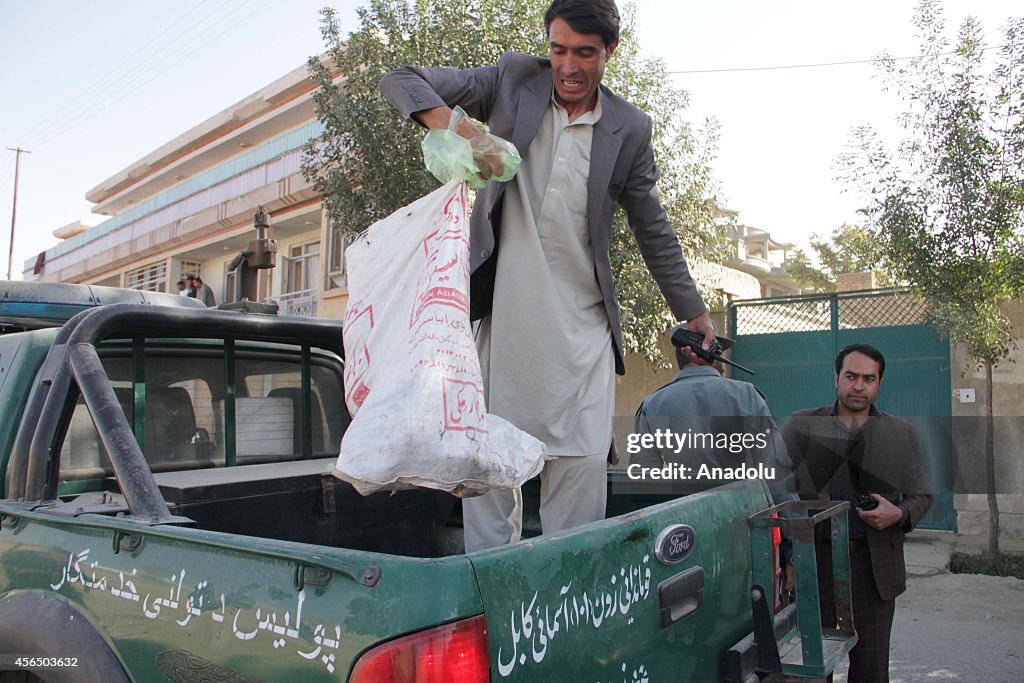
[{"left": 728, "top": 290, "right": 956, "bottom": 532}]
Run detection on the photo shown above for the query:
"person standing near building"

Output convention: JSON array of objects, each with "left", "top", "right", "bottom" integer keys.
[
  {"left": 193, "top": 276, "right": 216, "bottom": 307},
  {"left": 380, "top": 0, "right": 714, "bottom": 551},
  {"left": 782, "top": 343, "right": 931, "bottom": 683}
]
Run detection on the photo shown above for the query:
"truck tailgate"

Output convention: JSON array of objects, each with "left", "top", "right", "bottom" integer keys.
[{"left": 469, "top": 480, "right": 771, "bottom": 682}]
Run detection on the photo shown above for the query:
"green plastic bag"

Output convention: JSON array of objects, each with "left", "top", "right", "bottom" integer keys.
[{"left": 421, "top": 107, "right": 521, "bottom": 189}]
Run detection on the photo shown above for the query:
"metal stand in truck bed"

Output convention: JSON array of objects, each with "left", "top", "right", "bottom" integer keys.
[{"left": 726, "top": 500, "right": 857, "bottom": 682}]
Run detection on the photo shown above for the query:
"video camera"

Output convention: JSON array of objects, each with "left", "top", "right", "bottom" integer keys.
[{"left": 852, "top": 493, "right": 879, "bottom": 511}]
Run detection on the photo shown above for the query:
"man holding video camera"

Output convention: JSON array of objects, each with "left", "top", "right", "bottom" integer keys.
[{"left": 782, "top": 343, "right": 931, "bottom": 683}]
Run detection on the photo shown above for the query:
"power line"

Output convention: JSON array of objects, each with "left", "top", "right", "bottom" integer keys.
[
  {"left": 23, "top": 0, "right": 241, "bottom": 148},
  {"left": 667, "top": 42, "right": 1020, "bottom": 75},
  {"left": 12, "top": 0, "right": 216, "bottom": 146},
  {"left": 27, "top": 0, "right": 275, "bottom": 151},
  {"left": 87, "top": 0, "right": 272, "bottom": 115},
  {"left": 21, "top": 0, "right": 243, "bottom": 149}
]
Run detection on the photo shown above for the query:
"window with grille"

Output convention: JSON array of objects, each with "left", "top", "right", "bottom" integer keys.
[
  {"left": 179, "top": 260, "right": 202, "bottom": 280},
  {"left": 124, "top": 262, "right": 167, "bottom": 292}
]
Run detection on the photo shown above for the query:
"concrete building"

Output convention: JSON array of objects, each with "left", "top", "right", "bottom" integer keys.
[
  {"left": 724, "top": 224, "right": 804, "bottom": 299},
  {"left": 27, "top": 62, "right": 351, "bottom": 321}
]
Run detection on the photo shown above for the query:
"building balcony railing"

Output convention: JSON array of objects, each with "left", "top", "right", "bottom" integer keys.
[
  {"left": 740, "top": 254, "right": 773, "bottom": 272},
  {"left": 275, "top": 290, "right": 318, "bottom": 318},
  {"left": 29, "top": 120, "right": 325, "bottom": 277}
]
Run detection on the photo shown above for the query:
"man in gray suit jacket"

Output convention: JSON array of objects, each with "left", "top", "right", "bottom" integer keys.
[{"left": 380, "top": 0, "right": 713, "bottom": 551}]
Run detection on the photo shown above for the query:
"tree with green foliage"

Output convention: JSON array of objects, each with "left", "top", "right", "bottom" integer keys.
[
  {"left": 782, "top": 246, "right": 831, "bottom": 292},
  {"left": 302, "top": 0, "right": 727, "bottom": 365},
  {"left": 783, "top": 223, "right": 890, "bottom": 292},
  {"left": 810, "top": 223, "right": 888, "bottom": 285},
  {"left": 838, "top": 0, "right": 1024, "bottom": 555}
]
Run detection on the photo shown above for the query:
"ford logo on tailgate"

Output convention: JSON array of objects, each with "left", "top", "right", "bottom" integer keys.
[{"left": 655, "top": 524, "right": 697, "bottom": 565}]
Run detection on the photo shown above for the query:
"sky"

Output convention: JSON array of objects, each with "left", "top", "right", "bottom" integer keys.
[{"left": 0, "top": 0, "right": 1020, "bottom": 279}]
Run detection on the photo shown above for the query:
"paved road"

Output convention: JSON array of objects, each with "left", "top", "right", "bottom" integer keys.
[{"left": 833, "top": 572, "right": 1024, "bottom": 682}]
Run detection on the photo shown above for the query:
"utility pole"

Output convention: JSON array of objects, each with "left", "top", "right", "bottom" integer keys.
[{"left": 6, "top": 147, "right": 31, "bottom": 281}]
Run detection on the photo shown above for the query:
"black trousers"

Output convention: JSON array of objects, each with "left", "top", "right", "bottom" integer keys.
[{"left": 818, "top": 539, "right": 896, "bottom": 683}]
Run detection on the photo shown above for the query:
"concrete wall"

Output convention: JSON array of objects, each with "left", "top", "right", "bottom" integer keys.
[
  {"left": 615, "top": 339, "right": 678, "bottom": 422},
  {"left": 951, "top": 299, "right": 1024, "bottom": 543},
  {"left": 835, "top": 271, "right": 878, "bottom": 292}
]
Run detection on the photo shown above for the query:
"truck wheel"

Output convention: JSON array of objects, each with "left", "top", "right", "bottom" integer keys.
[{"left": 0, "top": 593, "right": 129, "bottom": 683}]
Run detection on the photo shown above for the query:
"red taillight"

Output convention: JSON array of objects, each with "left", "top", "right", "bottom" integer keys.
[
  {"left": 349, "top": 614, "right": 490, "bottom": 683},
  {"left": 771, "top": 512, "right": 782, "bottom": 611}
]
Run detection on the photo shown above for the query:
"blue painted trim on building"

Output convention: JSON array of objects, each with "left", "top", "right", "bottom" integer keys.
[{"left": 27, "top": 120, "right": 325, "bottom": 270}]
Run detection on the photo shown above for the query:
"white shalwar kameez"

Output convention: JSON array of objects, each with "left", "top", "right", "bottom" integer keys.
[{"left": 464, "top": 93, "right": 614, "bottom": 551}]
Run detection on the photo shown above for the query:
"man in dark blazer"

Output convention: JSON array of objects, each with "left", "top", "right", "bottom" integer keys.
[
  {"left": 380, "top": 0, "right": 714, "bottom": 550},
  {"left": 782, "top": 343, "right": 931, "bottom": 683}
]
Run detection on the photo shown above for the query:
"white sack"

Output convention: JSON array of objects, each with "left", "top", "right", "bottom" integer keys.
[{"left": 334, "top": 180, "right": 546, "bottom": 496}]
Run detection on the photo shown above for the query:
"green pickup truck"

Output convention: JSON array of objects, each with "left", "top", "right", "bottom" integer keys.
[{"left": 0, "top": 281, "right": 848, "bottom": 682}]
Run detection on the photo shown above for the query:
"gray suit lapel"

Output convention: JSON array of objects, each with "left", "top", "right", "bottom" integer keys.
[
  {"left": 511, "top": 69, "right": 552, "bottom": 156},
  {"left": 588, "top": 90, "right": 624, "bottom": 247},
  {"left": 487, "top": 67, "right": 550, "bottom": 215}
]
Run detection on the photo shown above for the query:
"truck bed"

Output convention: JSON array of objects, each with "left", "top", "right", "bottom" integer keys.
[{"left": 101, "top": 458, "right": 459, "bottom": 558}]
